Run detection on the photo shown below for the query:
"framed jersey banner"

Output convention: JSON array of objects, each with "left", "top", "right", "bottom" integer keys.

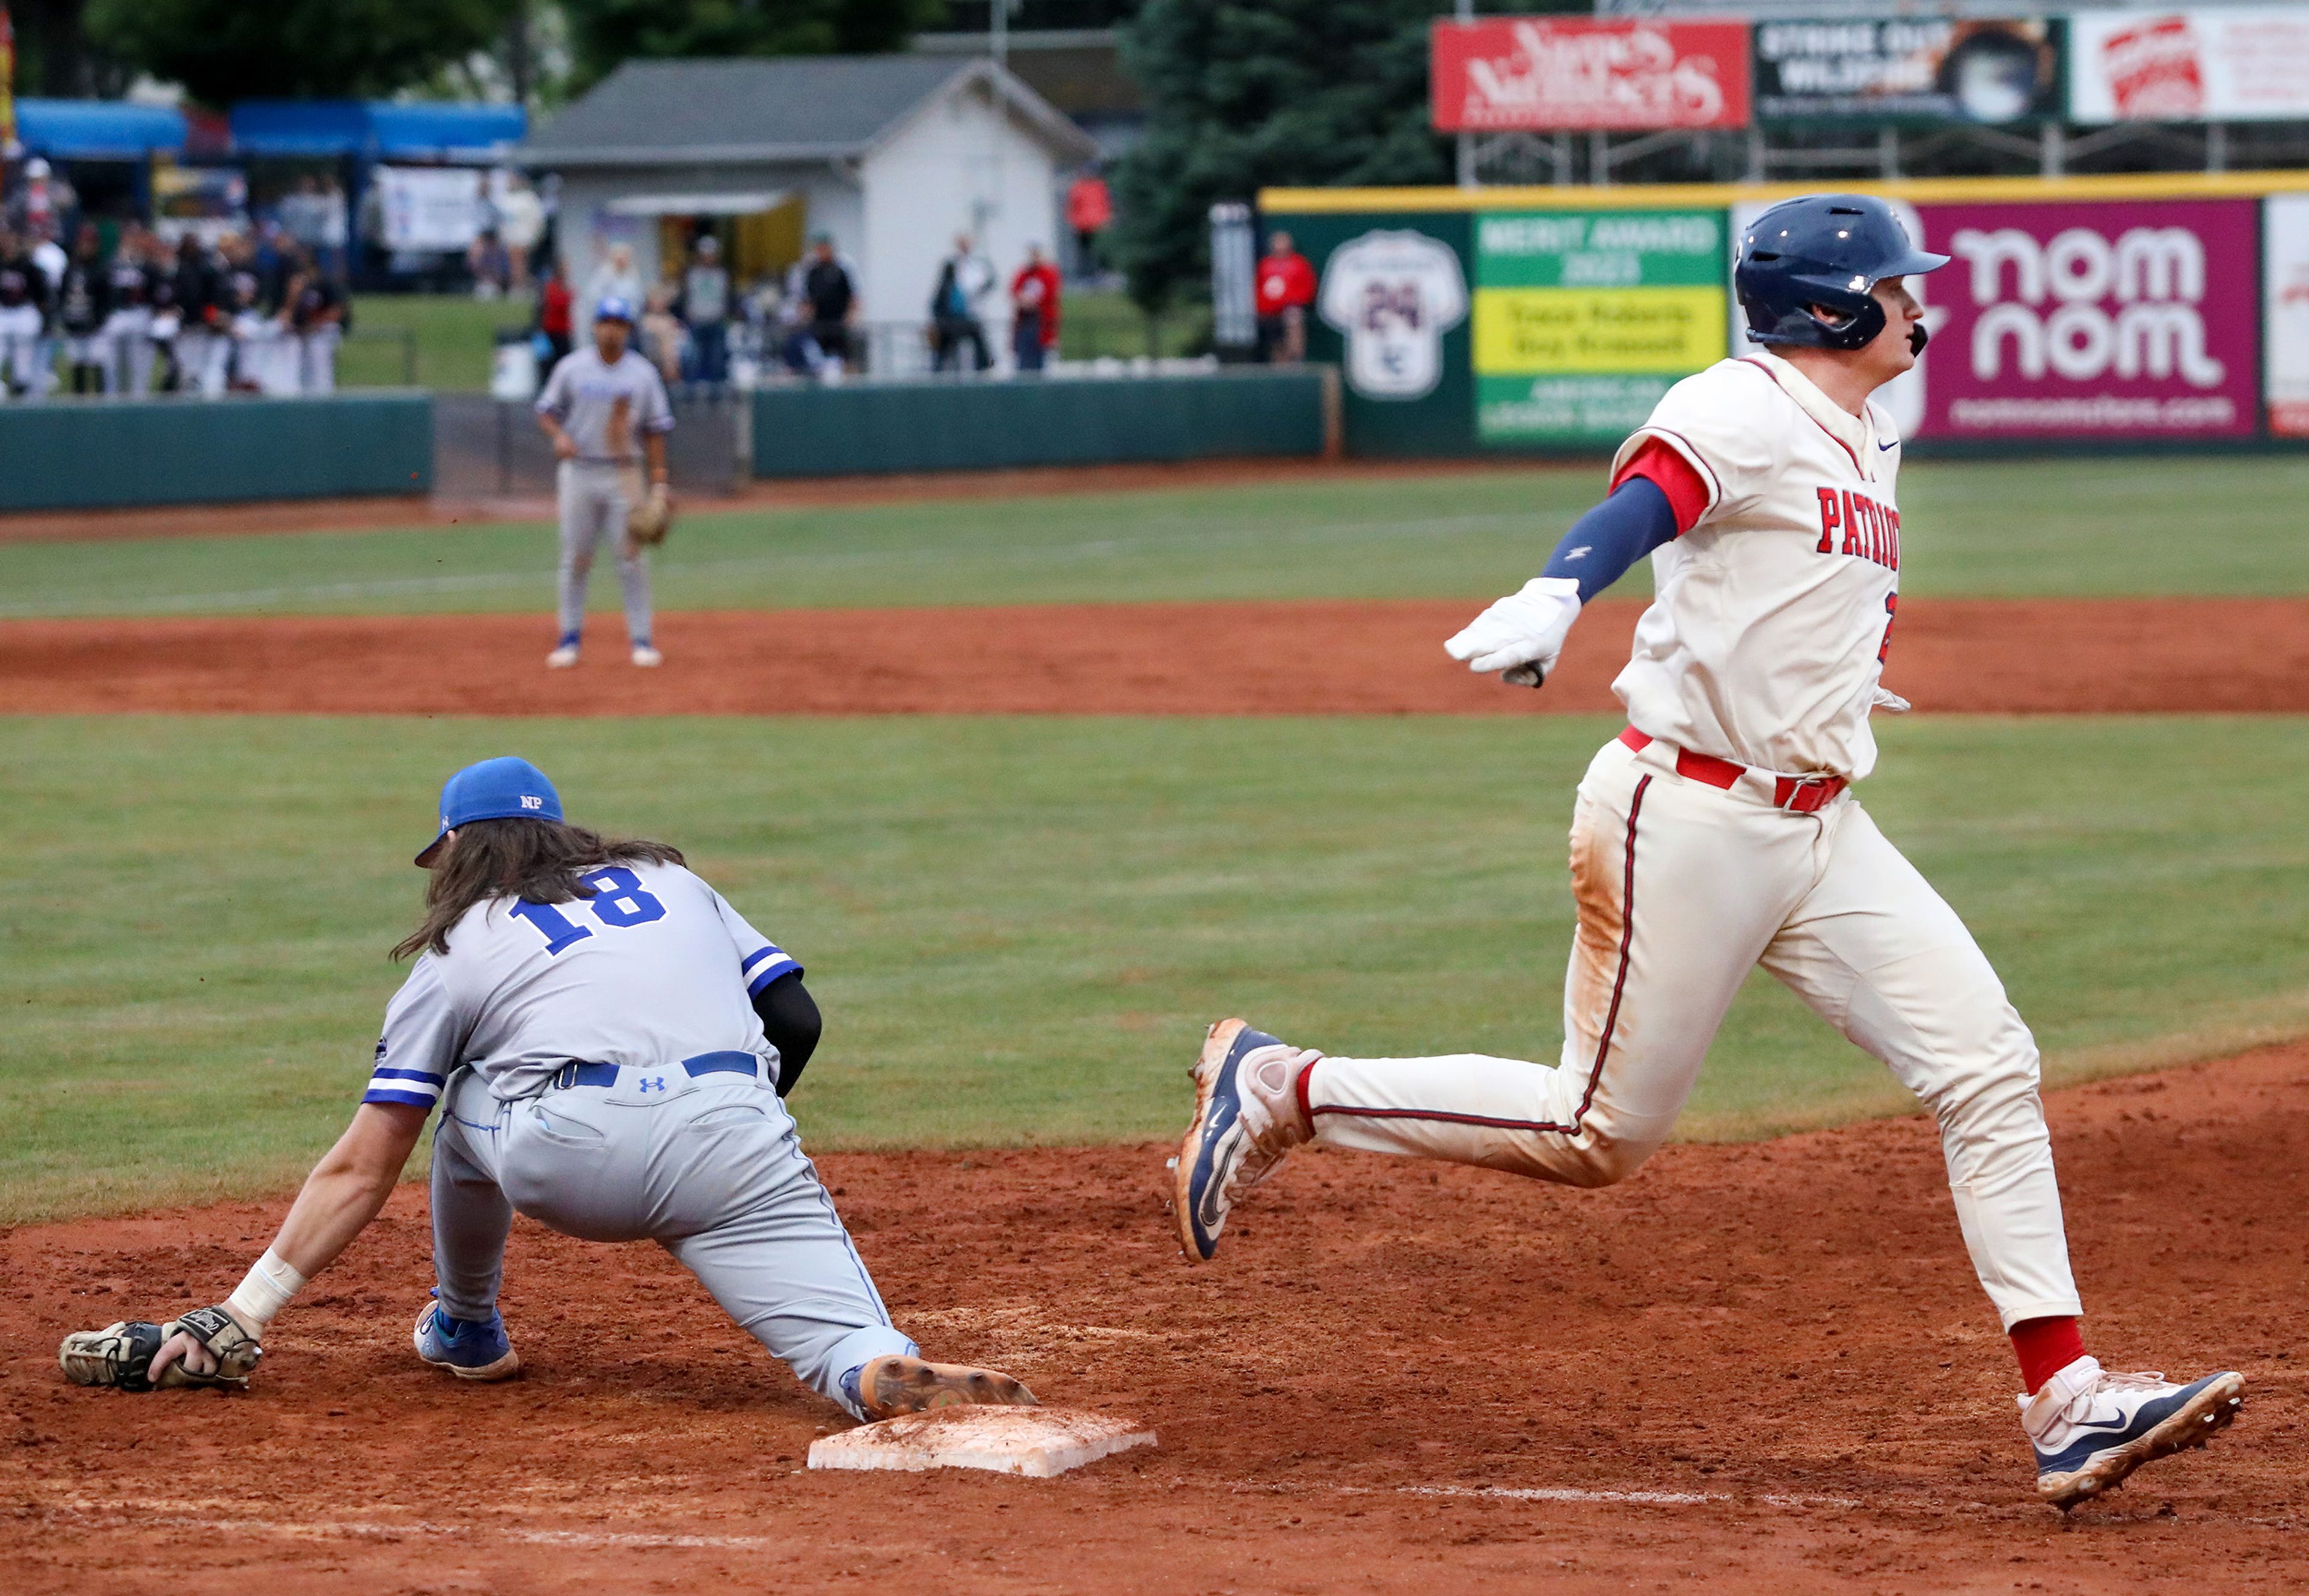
[
  {"left": 1913, "top": 198, "right": 2260, "bottom": 440},
  {"left": 2265, "top": 195, "right": 2309, "bottom": 440},
  {"left": 1472, "top": 209, "right": 1728, "bottom": 445}
]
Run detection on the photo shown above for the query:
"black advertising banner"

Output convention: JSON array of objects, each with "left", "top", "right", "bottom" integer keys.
[{"left": 1754, "top": 17, "right": 2063, "bottom": 126}]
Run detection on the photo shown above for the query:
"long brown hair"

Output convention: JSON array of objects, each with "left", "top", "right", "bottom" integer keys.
[{"left": 393, "top": 818, "right": 685, "bottom": 960}]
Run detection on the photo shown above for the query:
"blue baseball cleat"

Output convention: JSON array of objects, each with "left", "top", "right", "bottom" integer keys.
[
  {"left": 2022, "top": 1358, "right": 2243, "bottom": 1509},
  {"left": 414, "top": 1292, "right": 520, "bottom": 1382},
  {"left": 1173, "top": 1018, "right": 1318, "bottom": 1263}
]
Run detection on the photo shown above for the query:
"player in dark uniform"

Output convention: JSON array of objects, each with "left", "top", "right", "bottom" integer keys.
[{"left": 57, "top": 223, "right": 111, "bottom": 395}]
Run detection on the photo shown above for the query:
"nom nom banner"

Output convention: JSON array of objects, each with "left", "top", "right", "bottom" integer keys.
[
  {"left": 1474, "top": 209, "right": 1726, "bottom": 444},
  {"left": 1916, "top": 198, "right": 2260, "bottom": 441},
  {"left": 1431, "top": 18, "right": 1751, "bottom": 134}
]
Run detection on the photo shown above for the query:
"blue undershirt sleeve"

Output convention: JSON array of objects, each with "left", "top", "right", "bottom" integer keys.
[{"left": 1539, "top": 476, "right": 1681, "bottom": 604}]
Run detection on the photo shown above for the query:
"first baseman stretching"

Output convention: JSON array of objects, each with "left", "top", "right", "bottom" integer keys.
[
  {"left": 61, "top": 757, "right": 1035, "bottom": 1423},
  {"left": 1174, "top": 194, "right": 2243, "bottom": 1510}
]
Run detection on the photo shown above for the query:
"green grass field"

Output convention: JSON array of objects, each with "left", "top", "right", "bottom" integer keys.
[
  {"left": 6, "top": 713, "right": 2306, "bottom": 1225},
  {"left": 4, "top": 454, "right": 2306, "bottom": 621}
]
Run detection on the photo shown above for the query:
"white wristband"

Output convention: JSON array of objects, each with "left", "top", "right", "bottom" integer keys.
[{"left": 224, "top": 1248, "right": 307, "bottom": 1330}]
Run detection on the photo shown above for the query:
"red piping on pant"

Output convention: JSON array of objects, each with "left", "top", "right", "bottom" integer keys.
[{"left": 1309, "top": 772, "right": 1652, "bottom": 1138}]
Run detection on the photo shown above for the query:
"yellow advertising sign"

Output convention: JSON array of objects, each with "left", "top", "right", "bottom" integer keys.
[{"left": 1473, "top": 286, "right": 1726, "bottom": 375}]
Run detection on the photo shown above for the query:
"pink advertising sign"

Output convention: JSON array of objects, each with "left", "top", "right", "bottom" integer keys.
[{"left": 1915, "top": 198, "right": 2260, "bottom": 439}]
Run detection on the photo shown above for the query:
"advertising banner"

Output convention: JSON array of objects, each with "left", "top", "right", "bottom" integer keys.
[
  {"left": 375, "top": 164, "right": 488, "bottom": 253},
  {"left": 1432, "top": 18, "right": 1751, "bottom": 133},
  {"left": 1474, "top": 209, "right": 1726, "bottom": 445},
  {"left": 1753, "top": 17, "right": 2062, "bottom": 126},
  {"left": 1916, "top": 198, "right": 2259, "bottom": 440},
  {"left": 2070, "top": 8, "right": 2309, "bottom": 122},
  {"left": 2264, "top": 195, "right": 2309, "bottom": 440}
]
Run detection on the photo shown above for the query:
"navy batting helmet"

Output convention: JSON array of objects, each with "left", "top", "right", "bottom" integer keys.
[{"left": 1735, "top": 194, "right": 1948, "bottom": 352}]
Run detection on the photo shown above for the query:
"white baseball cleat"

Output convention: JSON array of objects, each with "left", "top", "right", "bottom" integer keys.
[
  {"left": 1173, "top": 1018, "right": 1320, "bottom": 1262},
  {"left": 546, "top": 644, "right": 580, "bottom": 669},
  {"left": 2022, "top": 1356, "right": 2244, "bottom": 1509},
  {"left": 631, "top": 645, "right": 663, "bottom": 668}
]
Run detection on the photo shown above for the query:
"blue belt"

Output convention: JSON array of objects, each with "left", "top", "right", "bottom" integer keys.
[{"left": 551, "top": 1051, "right": 761, "bottom": 1091}]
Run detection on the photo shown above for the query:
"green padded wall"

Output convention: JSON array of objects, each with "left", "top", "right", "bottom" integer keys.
[
  {"left": 0, "top": 393, "right": 432, "bottom": 511},
  {"left": 750, "top": 370, "right": 1329, "bottom": 477}
]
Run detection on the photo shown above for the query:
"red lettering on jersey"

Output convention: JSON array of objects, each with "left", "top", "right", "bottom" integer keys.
[
  {"left": 1865, "top": 497, "right": 1885, "bottom": 565},
  {"left": 1888, "top": 508, "right": 1901, "bottom": 570},
  {"left": 1840, "top": 491, "right": 1860, "bottom": 556},
  {"left": 1814, "top": 487, "right": 1841, "bottom": 554}
]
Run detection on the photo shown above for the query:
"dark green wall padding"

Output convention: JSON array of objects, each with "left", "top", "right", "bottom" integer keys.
[
  {"left": 750, "top": 369, "right": 1330, "bottom": 477},
  {"left": 0, "top": 392, "right": 432, "bottom": 511}
]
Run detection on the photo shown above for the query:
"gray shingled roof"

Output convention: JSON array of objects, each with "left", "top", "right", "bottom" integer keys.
[{"left": 523, "top": 55, "right": 1095, "bottom": 165}]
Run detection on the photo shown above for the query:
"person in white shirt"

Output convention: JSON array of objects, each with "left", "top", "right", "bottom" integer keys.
[{"left": 1174, "top": 193, "right": 2245, "bottom": 1514}]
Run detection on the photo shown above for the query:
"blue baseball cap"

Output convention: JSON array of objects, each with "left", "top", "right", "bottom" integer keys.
[
  {"left": 415, "top": 757, "right": 562, "bottom": 866},
  {"left": 593, "top": 295, "right": 634, "bottom": 324}
]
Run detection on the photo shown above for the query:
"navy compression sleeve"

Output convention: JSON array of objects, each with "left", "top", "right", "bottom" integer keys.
[
  {"left": 752, "top": 971, "right": 822, "bottom": 1096},
  {"left": 1540, "top": 475, "right": 1680, "bottom": 604}
]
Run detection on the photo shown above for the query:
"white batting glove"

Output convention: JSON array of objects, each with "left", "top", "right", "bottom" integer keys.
[
  {"left": 1444, "top": 577, "right": 1583, "bottom": 687},
  {"left": 1870, "top": 687, "right": 1912, "bottom": 714}
]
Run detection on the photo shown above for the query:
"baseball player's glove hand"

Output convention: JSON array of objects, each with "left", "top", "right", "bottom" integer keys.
[
  {"left": 624, "top": 480, "right": 673, "bottom": 548},
  {"left": 1445, "top": 576, "right": 1583, "bottom": 689},
  {"left": 59, "top": 1305, "right": 263, "bottom": 1392}
]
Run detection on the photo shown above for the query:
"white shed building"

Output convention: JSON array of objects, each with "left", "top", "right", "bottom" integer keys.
[{"left": 521, "top": 55, "right": 1098, "bottom": 343}]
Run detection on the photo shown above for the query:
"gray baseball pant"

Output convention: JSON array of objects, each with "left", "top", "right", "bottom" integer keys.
[
  {"left": 429, "top": 1066, "right": 915, "bottom": 1414},
  {"left": 556, "top": 459, "right": 654, "bottom": 646}
]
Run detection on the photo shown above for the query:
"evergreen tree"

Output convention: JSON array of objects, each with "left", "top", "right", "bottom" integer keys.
[
  {"left": 87, "top": 0, "right": 523, "bottom": 104},
  {"left": 560, "top": 0, "right": 948, "bottom": 93}
]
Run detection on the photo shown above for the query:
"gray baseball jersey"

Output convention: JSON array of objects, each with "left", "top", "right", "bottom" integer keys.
[
  {"left": 363, "top": 862, "right": 800, "bottom": 1110},
  {"left": 533, "top": 346, "right": 673, "bottom": 464}
]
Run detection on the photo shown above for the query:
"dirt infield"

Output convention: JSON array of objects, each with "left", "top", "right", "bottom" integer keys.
[
  {"left": 5, "top": 1042, "right": 2302, "bottom": 1595},
  {"left": 8, "top": 596, "right": 2309, "bottom": 716}
]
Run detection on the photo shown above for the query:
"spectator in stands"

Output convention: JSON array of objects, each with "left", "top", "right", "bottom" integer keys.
[
  {"left": 801, "top": 235, "right": 857, "bottom": 372},
  {"left": 496, "top": 173, "right": 546, "bottom": 290},
  {"left": 102, "top": 223, "right": 160, "bottom": 396},
  {"left": 1009, "top": 243, "right": 1061, "bottom": 374},
  {"left": 681, "top": 234, "right": 731, "bottom": 384},
  {"left": 928, "top": 233, "right": 993, "bottom": 373},
  {"left": 0, "top": 228, "right": 49, "bottom": 399},
  {"left": 639, "top": 284, "right": 687, "bottom": 386},
  {"left": 583, "top": 242, "right": 643, "bottom": 326},
  {"left": 536, "top": 260, "right": 574, "bottom": 369},
  {"left": 1066, "top": 166, "right": 1113, "bottom": 280},
  {"left": 57, "top": 222, "right": 109, "bottom": 395},
  {"left": 469, "top": 227, "right": 513, "bottom": 299},
  {"left": 1255, "top": 230, "right": 1317, "bottom": 364}
]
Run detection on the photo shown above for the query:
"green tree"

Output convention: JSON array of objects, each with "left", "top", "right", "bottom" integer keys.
[
  {"left": 560, "top": 0, "right": 948, "bottom": 93},
  {"left": 87, "top": 0, "right": 524, "bottom": 105}
]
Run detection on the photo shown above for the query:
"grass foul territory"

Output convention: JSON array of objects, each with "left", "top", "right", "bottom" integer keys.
[
  {"left": 5, "top": 713, "right": 2304, "bottom": 1224},
  {"left": 2, "top": 455, "right": 2304, "bottom": 621}
]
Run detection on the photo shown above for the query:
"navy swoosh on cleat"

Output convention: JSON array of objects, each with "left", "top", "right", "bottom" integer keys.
[{"left": 2031, "top": 1380, "right": 2213, "bottom": 1473}]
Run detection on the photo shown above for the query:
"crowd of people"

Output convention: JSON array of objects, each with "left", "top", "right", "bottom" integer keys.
[{"left": 0, "top": 217, "right": 346, "bottom": 401}]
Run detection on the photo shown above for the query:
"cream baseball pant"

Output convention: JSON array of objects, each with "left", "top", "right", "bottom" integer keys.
[
  {"left": 556, "top": 459, "right": 654, "bottom": 645},
  {"left": 1305, "top": 732, "right": 2082, "bottom": 1330},
  {"left": 429, "top": 1067, "right": 914, "bottom": 1413}
]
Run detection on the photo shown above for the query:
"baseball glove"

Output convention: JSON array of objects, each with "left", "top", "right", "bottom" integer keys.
[
  {"left": 59, "top": 1305, "right": 262, "bottom": 1392},
  {"left": 622, "top": 470, "right": 673, "bottom": 548}
]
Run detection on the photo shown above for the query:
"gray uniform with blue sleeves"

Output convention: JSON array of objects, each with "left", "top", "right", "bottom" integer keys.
[
  {"left": 364, "top": 859, "right": 913, "bottom": 1410},
  {"left": 534, "top": 346, "right": 673, "bottom": 649}
]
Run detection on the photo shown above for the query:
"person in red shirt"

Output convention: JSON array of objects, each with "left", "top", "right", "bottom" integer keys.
[
  {"left": 1255, "top": 231, "right": 1317, "bottom": 364},
  {"left": 1066, "top": 169, "right": 1114, "bottom": 275},
  {"left": 1009, "top": 244, "right": 1062, "bottom": 373},
  {"left": 537, "top": 263, "right": 575, "bottom": 370}
]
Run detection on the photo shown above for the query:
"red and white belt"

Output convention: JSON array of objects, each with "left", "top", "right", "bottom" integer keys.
[{"left": 1617, "top": 726, "right": 1848, "bottom": 814}]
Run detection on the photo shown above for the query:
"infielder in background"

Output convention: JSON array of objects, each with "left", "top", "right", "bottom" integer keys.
[
  {"left": 535, "top": 295, "right": 670, "bottom": 669},
  {"left": 61, "top": 757, "right": 1036, "bottom": 1423},
  {"left": 1176, "top": 194, "right": 2244, "bottom": 1510}
]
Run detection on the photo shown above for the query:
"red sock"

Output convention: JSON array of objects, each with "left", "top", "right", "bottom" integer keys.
[{"left": 2011, "top": 1316, "right": 2088, "bottom": 1394}]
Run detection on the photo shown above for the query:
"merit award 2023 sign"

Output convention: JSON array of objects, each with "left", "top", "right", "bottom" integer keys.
[
  {"left": 1919, "top": 198, "right": 2260, "bottom": 439},
  {"left": 1474, "top": 210, "right": 1727, "bottom": 444}
]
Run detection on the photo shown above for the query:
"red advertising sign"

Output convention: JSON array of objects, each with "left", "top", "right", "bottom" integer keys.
[
  {"left": 1432, "top": 18, "right": 1752, "bottom": 134},
  {"left": 1915, "top": 198, "right": 2260, "bottom": 439}
]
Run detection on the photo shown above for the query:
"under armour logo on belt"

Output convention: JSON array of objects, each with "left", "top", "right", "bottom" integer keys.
[{"left": 639, "top": 1076, "right": 667, "bottom": 1093}]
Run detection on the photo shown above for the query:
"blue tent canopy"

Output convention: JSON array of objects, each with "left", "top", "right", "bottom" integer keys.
[
  {"left": 16, "top": 99, "right": 187, "bottom": 159},
  {"left": 229, "top": 101, "right": 526, "bottom": 159}
]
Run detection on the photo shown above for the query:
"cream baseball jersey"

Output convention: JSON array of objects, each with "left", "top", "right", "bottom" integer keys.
[
  {"left": 1608, "top": 346, "right": 1904, "bottom": 781},
  {"left": 363, "top": 861, "right": 800, "bottom": 1108}
]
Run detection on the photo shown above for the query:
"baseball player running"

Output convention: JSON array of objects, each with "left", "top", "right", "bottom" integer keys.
[
  {"left": 61, "top": 757, "right": 1034, "bottom": 1423},
  {"left": 535, "top": 295, "right": 671, "bottom": 669},
  {"left": 1174, "top": 195, "right": 2243, "bottom": 1510}
]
